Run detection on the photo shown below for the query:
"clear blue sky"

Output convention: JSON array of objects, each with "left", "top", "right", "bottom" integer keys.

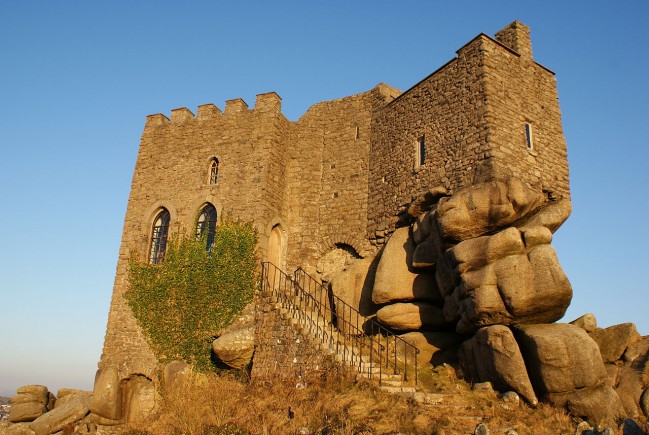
[{"left": 1, "top": 1, "right": 647, "bottom": 397}]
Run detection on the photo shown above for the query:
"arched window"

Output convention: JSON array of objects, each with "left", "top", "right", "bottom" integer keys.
[
  {"left": 209, "top": 158, "right": 219, "bottom": 184},
  {"left": 195, "top": 203, "right": 217, "bottom": 250},
  {"left": 149, "top": 208, "right": 170, "bottom": 264}
]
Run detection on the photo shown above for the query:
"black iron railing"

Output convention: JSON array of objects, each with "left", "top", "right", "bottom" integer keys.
[{"left": 260, "top": 262, "right": 419, "bottom": 386}]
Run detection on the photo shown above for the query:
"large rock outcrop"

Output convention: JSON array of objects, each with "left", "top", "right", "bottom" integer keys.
[
  {"left": 372, "top": 227, "right": 442, "bottom": 306},
  {"left": 436, "top": 177, "right": 545, "bottom": 242},
  {"left": 8, "top": 386, "right": 52, "bottom": 423},
  {"left": 458, "top": 325, "right": 538, "bottom": 405},
  {"left": 443, "top": 226, "right": 572, "bottom": 333},
  {"left": 514, "top": 323, "right": 625, "bottom": 425}
]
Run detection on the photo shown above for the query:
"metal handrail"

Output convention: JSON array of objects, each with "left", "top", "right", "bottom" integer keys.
[{"left": 260, "top": 262, "right": 418, "bottom": 386}]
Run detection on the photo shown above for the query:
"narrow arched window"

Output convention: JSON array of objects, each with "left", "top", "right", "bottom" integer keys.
[
  {"left": 195, "top": 203, "right": 217, "bottom": 250},
  {"left": 149, "top": 209, "right": 170, "bottom": 264},
  {"left": 209, "top": 158, "right": 219, "bottom": 184}
]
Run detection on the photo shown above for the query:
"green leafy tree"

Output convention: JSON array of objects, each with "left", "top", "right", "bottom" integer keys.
[{"left": 126, "top": 217, "right": 258, "bottom": 371}]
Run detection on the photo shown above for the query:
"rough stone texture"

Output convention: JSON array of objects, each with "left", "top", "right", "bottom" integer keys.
[
  {"left": 640, "top": 387, "right": 649, "bottom": 418},
  {"left": 329, "top": 255, "right": 380, "bottom": 331},
  {"left": 436, "top": 178, "right": 545, "bottom": 242},
  {"left": 605, "top": 336, "right": 649, "bottom": 418},
  {"left": 615, "top": 363, "right": 645, "bottom": 417},
  {"left": 368, "top": 23, "right": 570, "bottom": 246},
  {"left": 520, "top": 199, "right": 572, "bottom": 234},
  {"left": 372, "top": 227, "right": 443, "bottom": 305},
  {"left": 2, "top": 423, "right": 36, "bottom": 435},
  {"left": 545, "top": 385, "right": 625, "bottom": 427},
  {"left": 100, "top": 20, "right": 572, "bottom": 388},
  {"left": 376, "top": 302, "right": 449, "bottom": 331},
  {"left": 393, "top": 331, "right": 466, "bottom": 365},
  {"left": 407, "top": 187, "right": 449, "bottom": 219},
  {"left": 29, "top": 395, "right": 91, "bottom": 435},
  {"left": 445, "top": 226, "right": 571, "bottom": 333},
  {"left": 120, "top": 375, "right": 158, "bottom": 424},
  {"left": 458, "top": 325, "right": 538, "bottom": 405},
  {"left": 570, "top": 313, "right": 597, "bottom": 333},
  {"left": 514, "top": 323, "right": 607, "bottom": 395},
  {"left": 7, "top": 403, "right": 47, "bottom": 424},
  {"left": 162, "top": 361, "right": 192, "bottom": 394},
  {"left": 54, "top": 390, "right": 91, "bottom": 409},
  {"left": 251, "top": 292, "right": 330, "bottom": 384},
  {"left": 89, "top": 365, "right": 121, "bottom": 421},
  {"left": 589, "top": 323, "right": 641, "bottom": 363},
  {"left": 8, "top": 386, "right": 50, "bottom": 423},
  {"left": 212, "top": 327, "right": 255, "bottom": 369}
]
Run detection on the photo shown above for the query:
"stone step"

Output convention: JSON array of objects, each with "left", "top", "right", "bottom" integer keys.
[{"left": 377, "top": 385, "right": 417, "bottom": 394}]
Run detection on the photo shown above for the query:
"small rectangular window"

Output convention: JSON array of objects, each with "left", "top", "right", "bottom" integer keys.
[
  {"left": 415, "top": 135, "right": 426, "bottom": 169},
  {"left": 525, "top": 123, "right": 534, "bottom": 149}
]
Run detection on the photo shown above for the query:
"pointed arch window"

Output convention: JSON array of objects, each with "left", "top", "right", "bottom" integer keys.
[
  {"left": 209, "top": 158, "right": 219, "bottom": 184},
  {"left": 196, "top": 203, "right": 217, "bottom": 250},
  {"left": 149, "top": 208, "right": 170, "bottom": 264}
]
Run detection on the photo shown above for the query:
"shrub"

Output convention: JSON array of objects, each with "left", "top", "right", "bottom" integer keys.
[{"left": 126, "top": 217, "right": 258, "bottom": 371}]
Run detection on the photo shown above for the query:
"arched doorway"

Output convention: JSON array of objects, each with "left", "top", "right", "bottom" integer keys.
[{"left": 268, "top": 224, "right": 284, "bottom": 269}]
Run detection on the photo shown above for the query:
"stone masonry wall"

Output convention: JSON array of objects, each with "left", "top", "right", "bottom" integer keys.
[
  {"left": 100, "top": 95, "right": 291, "bottom": 377},
  {"left": 486, "top": 23, "right": 570, "bottom": 200},
  {"left": 285, "top": 85, "right": 398, "bottom": 271},
  {"left": 251, "top": 292, "right": 329, "bottom": 384},
  {"left": 368, "top": 35, "right": 491, "bottom": 246},
  {"left": 367, "top": 22, "right": 569, "bottom": 246}
]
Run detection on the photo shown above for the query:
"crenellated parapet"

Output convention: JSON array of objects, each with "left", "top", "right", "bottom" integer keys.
[{"left": 144, "top": 92, "right": 284, "bottom": 128}]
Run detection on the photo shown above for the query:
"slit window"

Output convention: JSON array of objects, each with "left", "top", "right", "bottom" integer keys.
[
  {"left": 149, "top": 209, "right": 170, "bottom": 264},
  {"left": 195, "top": 203, "right": 217, "bottom": 251},
  {"left": 415, "top": 135, "right": 426, "bottom": 168},
  {"left": 209, "top": 158, "right": 219, "bottom": 184},
  {"left": 525, "top": 123, "right": 534, "bottom": 149}
]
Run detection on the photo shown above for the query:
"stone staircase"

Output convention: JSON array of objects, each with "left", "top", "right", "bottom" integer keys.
[{"left": 261, "top": 262, "right": 419, "bottom": 393}]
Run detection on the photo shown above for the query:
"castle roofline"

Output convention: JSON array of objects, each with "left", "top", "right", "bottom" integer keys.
[{"left": 389, "top": 31, "right": 555, "bottom": 107}]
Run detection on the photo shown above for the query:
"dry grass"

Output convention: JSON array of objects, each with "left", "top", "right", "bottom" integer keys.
[{"left": 124, "top": 367, "right": 581, "bottom": 435}]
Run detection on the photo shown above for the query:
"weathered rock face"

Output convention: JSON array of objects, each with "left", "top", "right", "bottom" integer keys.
[
  {"left": 162, "top": 361, "right": 192, "bottom": 394},
  {"left": 569, "top": 313, "right": 597, "bottom": 333},
  {"left": 89, "top": 365, "right": 121, "bottom": 421},
  {"left": 515, "top": 323, "right": 607, "bottom": 395},
  {"left": 8, "top": 386, "right": 51, "bottom": 423},
  {"left": 603, "top": 335, "right": 649, "bottom": 418},
  {"left": 329, "top": 255, "right": 380, "bottom": 328},
  {"left": 212, "top": 327, "right": 255, "bottom": 369},
  {"left": 590, "top": 323, "right": 641, "bottom": 364},
  {"left": 54, "top": 389, "right": 91, "bottom": 409},
  {"left": 372, "top": 227, "right": 443, "bottom": 306},
  {"left": 393, "top": 331, "right": 466, "bottom": 365},
  {"left": 444, "top": 226, "right": 572, "bottom": 333},
  {"left": 436, "top": 178, "right": 545, "bottom": 243},
  {"left": 458, "top": 325, "right": 538, "bottom": 405},
  {"left": 29, "top": 394, "right": 91, "bottom": 435},
  {"left": 120, "top": 375, "right": 157, "bottom": 424},
  {"left": 375, "top": 302, "right": 449, "bottom": 332},
  {"left": 548, "top": 384, "right": 625, "bottom": 427}
]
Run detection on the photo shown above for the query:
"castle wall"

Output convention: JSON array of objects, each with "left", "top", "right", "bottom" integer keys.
[
  {"left": 285, "top": 86, "right": 398, "bottom": 271},
  {"left": 99, "top": 95, "right": 291, "bottom": 376},
  {"left": 485, "top": 23, "right": 570, "bottom": 200},
  {"left": 367, "top": 35, "right": 491, "bottom": 245}
]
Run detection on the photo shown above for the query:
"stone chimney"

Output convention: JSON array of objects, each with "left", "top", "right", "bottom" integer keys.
[{"left": 495, "top": 21, "right": 533, "bottom": 59}]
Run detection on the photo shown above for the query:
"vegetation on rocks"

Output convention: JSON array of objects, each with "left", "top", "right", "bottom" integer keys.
[{"left": 126, "top": 217, "right": 258, "bottom": 371}]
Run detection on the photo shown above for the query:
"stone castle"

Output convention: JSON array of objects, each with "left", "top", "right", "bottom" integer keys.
[
  {"left": 100, "top": 20, "right": 569, "bottom": 379},
  {"left": 7, "top": 21, "right": 649, "bottom": 432}
]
